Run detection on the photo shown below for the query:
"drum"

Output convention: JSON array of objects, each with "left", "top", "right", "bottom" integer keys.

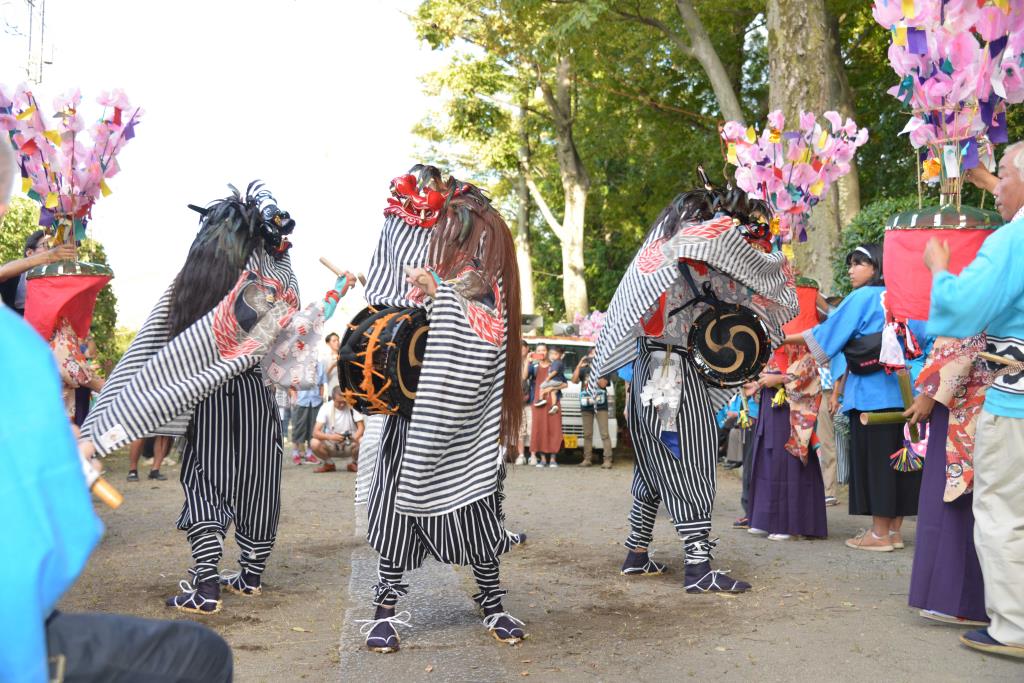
[
  {"left": 687, "top": 303, "right": 771, "bottom": 388},
  {"left": 884, "top": 205, "right": 1000, "bottom": 320},
  {"left": 338, "top": 306, "right": 429, "bottom": 418}
]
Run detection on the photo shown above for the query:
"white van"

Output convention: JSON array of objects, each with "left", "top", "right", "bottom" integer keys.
[{"left": 524, "top": 336, "right": 618, "bottom": 452}]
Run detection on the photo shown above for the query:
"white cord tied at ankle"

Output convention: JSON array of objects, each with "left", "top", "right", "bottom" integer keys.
[
  {"left": 356, "top": 610, "right": 412, "bottom": 635},
  {"left": 482, "top": 612, "right": 525, "bottom": 630}
]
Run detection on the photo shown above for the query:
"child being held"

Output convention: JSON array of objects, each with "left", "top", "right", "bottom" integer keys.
[{"left": 534, "top": 347, "right": 566, "bottom": 415}]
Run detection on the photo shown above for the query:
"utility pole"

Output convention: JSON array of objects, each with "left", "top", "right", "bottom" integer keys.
[{"left": 25, "top": 0, "right": 49, "bottom": 84}]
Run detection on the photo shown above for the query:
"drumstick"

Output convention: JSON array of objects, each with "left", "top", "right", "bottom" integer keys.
[
  {"left": 319, "top": 257, "right": 366, "bottom": 286},
  {"left": 979, "top": 351, "right": 1023, "bottom": 367}
]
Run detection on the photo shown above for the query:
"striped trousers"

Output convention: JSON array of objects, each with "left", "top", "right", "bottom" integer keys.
[
  {"left": 624, "top": 340, "right": 718, "bottom": 564},
  {"left": 176, "top": 368, "right": 283, "bottom": 583},
  {"left": 367, "top": 413, "right": 511, "bottom": 608}
]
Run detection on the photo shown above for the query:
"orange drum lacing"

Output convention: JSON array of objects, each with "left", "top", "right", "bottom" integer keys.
[
  {"left": 356, "top": 312, "right": 397, "bottom": 413},
  {"left": 343, "top": 307, "right": 421, "bottom": 416}
]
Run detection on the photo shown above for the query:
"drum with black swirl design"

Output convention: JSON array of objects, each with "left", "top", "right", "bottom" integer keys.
[{"left": 687, "top": 304, "right": 771, "bottom": 388}]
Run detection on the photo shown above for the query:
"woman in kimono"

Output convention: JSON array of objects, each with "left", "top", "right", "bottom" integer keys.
[
  {"left": 796, "top": 244, "right": 924, "bottom": 552},
  {"left": 902, "top": 337, "right": 989, "bottom": 625},
  {"left": 357, "top": 166, "right": 525, "bottom": 652},
  {"left": 747, "top": 281, "right": 828, "bottom": 541}
]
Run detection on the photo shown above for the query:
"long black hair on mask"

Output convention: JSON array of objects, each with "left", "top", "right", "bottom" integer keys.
[
  {"left": 845, "top": 243, "right": 885, "bottom": 287},
  {"left": 167, "top": 182, "right": 270, "bottom": 339},
  {"left": 646, "top": 183, "right": 771, "bottom": 242}
]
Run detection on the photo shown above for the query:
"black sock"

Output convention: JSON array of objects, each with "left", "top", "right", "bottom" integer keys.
[{"left": 374, "top": 605, "right": 395, "bottom": 620}]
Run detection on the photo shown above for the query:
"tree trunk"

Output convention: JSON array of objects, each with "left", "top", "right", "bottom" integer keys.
[
  {"left": 674, "top": 0, "right": 745, "bottom": 123},
  {"left": 515, "top": 103, "right": 536, "bottom": 315},
  {"left": 535, "top": 55, "right": 590, "bottom": 318},
  {"left": 767, "top": 0, "right": 839, "bottom": 290},
  {"left": 827, "top": 11, "right": 861, "bottom": 228}
]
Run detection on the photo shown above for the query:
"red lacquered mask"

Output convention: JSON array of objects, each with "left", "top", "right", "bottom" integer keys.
[{"left": 383, "top": 174, "right": 448, "bottom": 228}]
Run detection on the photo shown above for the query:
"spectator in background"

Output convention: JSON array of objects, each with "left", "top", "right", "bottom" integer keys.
[
  {"left": 126, "top": 436, "right": 172, "bottom": 482},
  {"left": 528, "top": 344, "right": 566, "bottom": 467},
  {"left": 534, "top": 346, "right": 566, "bottom": 415},
  {"left": 816, "top": 294, "right": 847, "bottom": 507},
  {"left": 573, "top": 348, "right": 615, "bottom": 469},
  {"left": 720, "top": 381, "right": 759, "bottom": 471},
  {"left": 290, "top": 360, "right": 326, "bottom": 465},
  {"left": 0, "top": 230, "right": 76, "bottom": 316},
  {"left": 311, "top": 387, "right": 364, "bottom": 473},
  {"left": 516, "top": 339, "right": 532, "bottom": 466},
  {"left": 323, "top": 331, "right": 342, "bottom": 396},
  {"left": 724, "top": 383, "right": 760, "bottom": 530},
  {"left": 72, "top": 335, "right": 103, "bottom": 427}
]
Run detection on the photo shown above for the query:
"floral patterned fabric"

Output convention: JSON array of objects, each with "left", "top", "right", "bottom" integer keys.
[
  {"left": 768, "top": 344, "right": 822, "bottom": 463},
  {"left": 915, "top": 334, "right": 994, "bottom": 502},
  {"left": 50, "top": 317, "right": 99, "bottom": 417}
]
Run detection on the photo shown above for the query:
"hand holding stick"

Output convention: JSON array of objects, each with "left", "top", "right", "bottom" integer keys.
[
  {"left": 319, "top": 256, "right": 365, "bottom": 287},
  {"left": 896, "top": 369, "right": 920, "bottom": 442}
]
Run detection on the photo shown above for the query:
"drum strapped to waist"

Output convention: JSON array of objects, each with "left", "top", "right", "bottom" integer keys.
[
  {"left": 668, "top": 263, "right": 772, "bottom": 388},
  {"left": 338, "top": 306, "right": 429, "bottom": 418}
]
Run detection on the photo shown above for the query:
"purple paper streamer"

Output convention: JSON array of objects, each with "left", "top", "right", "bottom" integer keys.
[
  {"left": 38, "top": 207, "right": 54, "bottom": 226},
  {"left": 907, "top": 28, "right": 927, "bottom": 55},
  {"left": 961, "top": 138, "right": 979, "bottom": 170},
  {"left": 979, "top": 98, "right": 995, "bottom": 128},
  {"left": 990, "top": 111, "right": 1008, "bottom": 144},
  {"left": 990, "top": 35, "right": 1008, "bottom": 60}
]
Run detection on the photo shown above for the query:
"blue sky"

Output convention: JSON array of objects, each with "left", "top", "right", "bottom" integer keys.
[{"left": 2, "top": 0, "right": 447, "bottom": 333}]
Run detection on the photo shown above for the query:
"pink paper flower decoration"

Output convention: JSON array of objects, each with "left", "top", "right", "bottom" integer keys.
[
  {"left": 874, "top": 0, "right": 1024, "bottom": 184},
  {"left": 0, "top": 83, "right": 142, "bottom": 236},
  {"left": 721, "top": 110, "right": 868, "bottom": 243}
]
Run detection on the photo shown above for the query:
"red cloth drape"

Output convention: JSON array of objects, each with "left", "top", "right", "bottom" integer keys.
[
  {"left": 884, "top": 229, "right": 992, "bottom": 320},
  {"left": 25, "top": 274, "right": 112, "bottom": 340}
]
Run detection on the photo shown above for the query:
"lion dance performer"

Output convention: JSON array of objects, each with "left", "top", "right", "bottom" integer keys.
[
  {"left": 81, "top": 183, "right": 353, "bottom": 614},
  {"left": 589, "top": 182, "right": 797, "bottom": 592},
  {"left": 354, "top": 165, "right": 524, "bottom": 652}
]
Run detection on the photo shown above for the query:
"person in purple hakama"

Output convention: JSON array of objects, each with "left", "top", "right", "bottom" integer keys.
[
  {"left": 904, "top": 333, "right": 993, "bottom": 627},
  {"left": 747, "top": 384, "right": 828, "bottom": 540},
  {"left": 907, "top": 406, "right": 987, "bottom": 625}
]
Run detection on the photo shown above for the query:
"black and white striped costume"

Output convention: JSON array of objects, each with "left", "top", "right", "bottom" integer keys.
[
  {"left": 624, "top": 338, "right": 719, "bottom": 560},
  {"left": 82, "top": 250, "right": 299, "bottom": 583},
  {"left": 362, "top": 215, "right": 512, "bottom": 610},
  {"left": 590, "top": 216, "right": 797, "bottom": 564}
]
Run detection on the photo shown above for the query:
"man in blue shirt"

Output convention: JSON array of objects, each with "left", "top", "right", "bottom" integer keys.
[
  {"left": 1, "top": 163, "right": 231, "bottom": 679},
  {"left": 925, "top": 142, "right": 1024, "bottom": 659},
  {"left": 290, "top": 360, "right": 326, "bottom": 464},
  {"left": 0, "top": 305, "right": 232, "bottom": 682}
]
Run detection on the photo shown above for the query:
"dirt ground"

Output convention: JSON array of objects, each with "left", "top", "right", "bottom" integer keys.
[{"left": 64, "top": 447, "right": 1022, "bottom": 682}]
